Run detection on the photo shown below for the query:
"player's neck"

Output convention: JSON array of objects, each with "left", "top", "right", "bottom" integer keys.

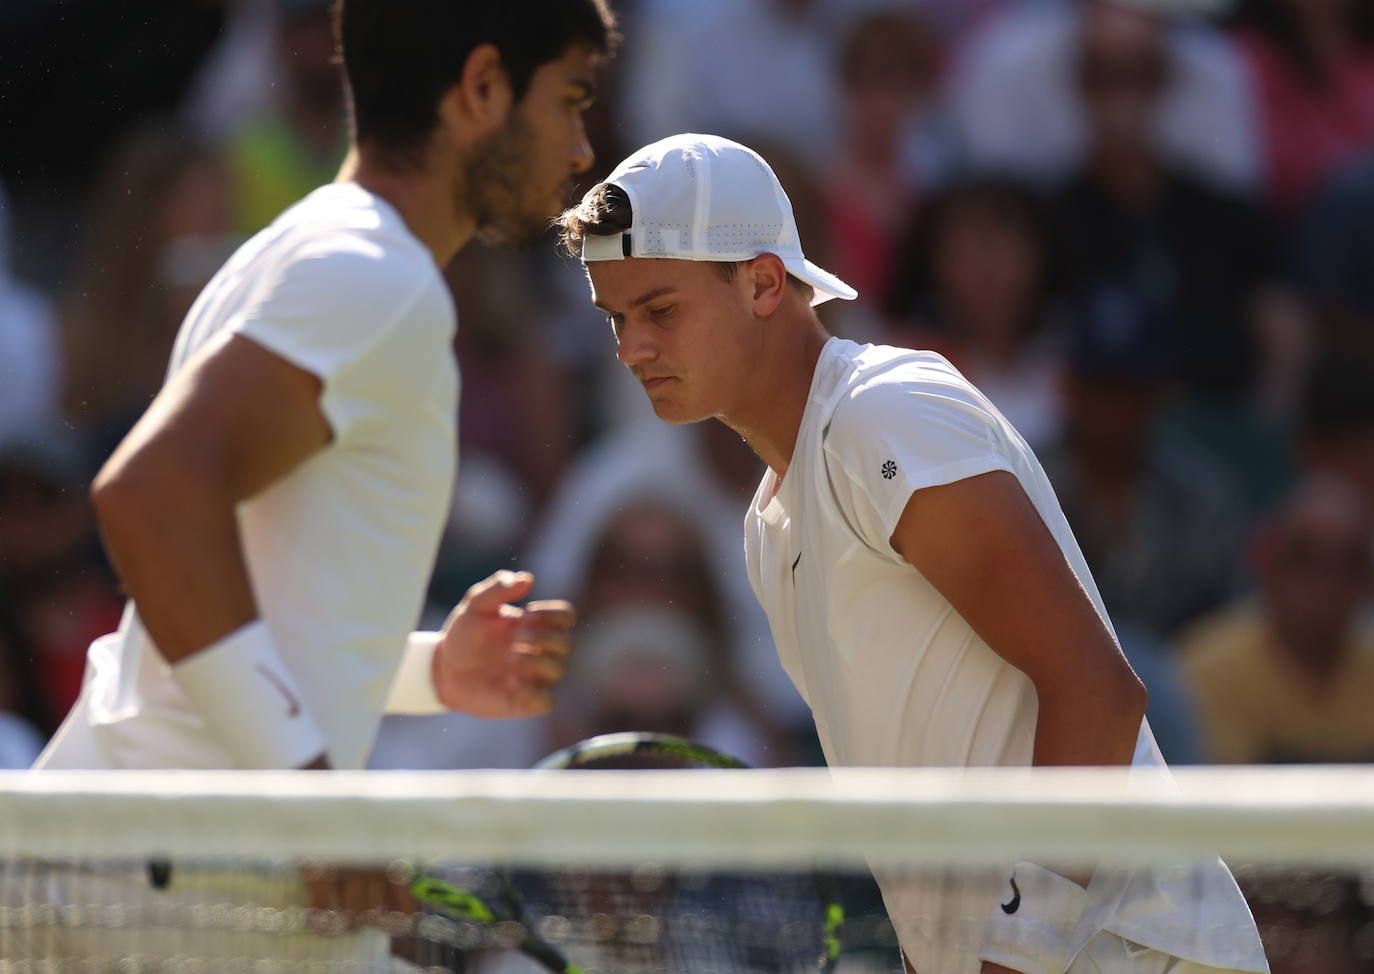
[
  {"left": 342, "top": 149, "right": 475, "bottom": 268},
  {"left": 725, "top": 316, "right": 829, "bottom": 481}
]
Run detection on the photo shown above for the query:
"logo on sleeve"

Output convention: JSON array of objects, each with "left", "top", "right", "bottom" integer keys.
[{"left": 881, "top": 459, "right": 897, "bottom": 480}]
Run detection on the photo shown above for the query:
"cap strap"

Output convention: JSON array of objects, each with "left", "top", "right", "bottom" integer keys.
[{"left": 582, "top": 232, "right": 629, "bottom": 262}]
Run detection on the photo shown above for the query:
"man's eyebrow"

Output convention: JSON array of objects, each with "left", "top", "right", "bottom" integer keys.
[{"left": 593, "top": 286, "right": 677, "bottom": 313}]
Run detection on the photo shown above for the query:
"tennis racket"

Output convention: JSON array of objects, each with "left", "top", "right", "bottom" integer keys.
[{"left": 410, "top": 732, "right": 846, "bottom": 974}]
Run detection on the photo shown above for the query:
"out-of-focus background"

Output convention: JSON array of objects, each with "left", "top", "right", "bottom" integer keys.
[{"left": 4, "top": 0, "right": 1374, "bottom": 789}]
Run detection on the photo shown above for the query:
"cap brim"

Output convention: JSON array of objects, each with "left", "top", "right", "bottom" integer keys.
[{"left": 785, "top": 257, "right": 859, "bottom": 306}]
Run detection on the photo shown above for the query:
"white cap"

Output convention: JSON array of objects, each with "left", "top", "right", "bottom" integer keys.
[{"left": 580, "top": 133, "right": 858, "bottom": 306}]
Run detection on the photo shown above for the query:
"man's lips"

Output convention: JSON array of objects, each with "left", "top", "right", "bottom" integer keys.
[{"left": 641, "top": 376, "right": 674, "bottom": 391}]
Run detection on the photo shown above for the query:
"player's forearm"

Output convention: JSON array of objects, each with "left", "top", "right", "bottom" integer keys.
[
  {"left": 92, "top": 456, "right": 257, "bottom": 664},
  {"left": 1029, "top": 671, "right": 1146, "bottom": 768}
]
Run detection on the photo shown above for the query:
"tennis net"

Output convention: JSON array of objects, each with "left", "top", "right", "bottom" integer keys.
[{"left": 2, "top": 766, "right": 1372, "bottom": 972}]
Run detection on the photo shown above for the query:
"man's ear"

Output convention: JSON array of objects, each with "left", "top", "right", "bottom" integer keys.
[
  {"left": 746, "top": 253, "right": 788, "bottom": 317},
  {"left": 437, "top": 43, "right": 514, "bottom": 141}
]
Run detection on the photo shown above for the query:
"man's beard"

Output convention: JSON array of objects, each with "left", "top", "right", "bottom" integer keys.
[{"left": 462, "top": 112, "right": 565, "bottom": 249}]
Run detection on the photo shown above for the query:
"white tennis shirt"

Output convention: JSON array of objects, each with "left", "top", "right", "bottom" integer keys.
[
  {"left": 744, "top": 338, "right": 1267, "bottom": 973},
  {"left": 39, "top": 183, "right": 458, "bottom": 771}
]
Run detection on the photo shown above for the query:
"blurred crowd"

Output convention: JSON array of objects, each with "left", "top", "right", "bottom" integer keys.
[
  {"left": 9, "top": 0, "right": 1374, "bottom": 965},
  {"left": 5, "top": 0, "right": 1374, "bottom": 781}
]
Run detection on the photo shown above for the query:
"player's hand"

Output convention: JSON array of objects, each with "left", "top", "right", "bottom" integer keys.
[
  {"left": 433, "top": 570, "right": 575, "bottom": 717},
  {"left": 301, "top": 860, "right": 416, "bottom": 936}
]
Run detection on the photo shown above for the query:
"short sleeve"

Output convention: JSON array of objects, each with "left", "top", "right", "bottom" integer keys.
[
  {"left": 228, "top": 240, "right": 441, "bottom": 442},
  {"left": 822, "top": 376, "right": 1013, "bottom": 560}
]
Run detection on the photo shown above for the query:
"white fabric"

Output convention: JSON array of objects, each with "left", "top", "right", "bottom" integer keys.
[
  {"left": 37, "top": 183, "right": 458, "bottom": 771},
  {"left": 581, "top": 134, "right": 858, "bottom": 306},
  {"left": 171, "top": 619, "right": 328, "bottom": 769},
  {"left": 384, "top": 630, "right": 445, "bottom": 715},
  {"left": 743, "top": 338, "right": 1268, "bottom": 974},
  {"left": 1069, "top": 931, "right": 1255, "bottom": 974},
  {"left": 981, "top": 861, "right": 1089, "bottom": 974}
]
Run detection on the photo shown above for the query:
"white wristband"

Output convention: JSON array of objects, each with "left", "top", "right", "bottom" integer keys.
[
  {"left": 979, "top": 861, "right": 1088, "bottom": 974},
  {"left": 171, "top": 620, "right": 328, "bottom": 769},
  {"left": 384, "top": 631, "right": 446, "bottom": 715}
]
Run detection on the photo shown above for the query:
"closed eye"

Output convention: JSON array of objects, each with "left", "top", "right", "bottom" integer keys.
[{"left": 648, "top": 305, "right": 674, "bottom": 320}]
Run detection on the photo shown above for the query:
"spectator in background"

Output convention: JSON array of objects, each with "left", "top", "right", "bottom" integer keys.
[
  {"left": 1295, "top": 147, "right": 1374, "bottom": 337},
  {"left": 1053, "top": 0, "right": 1281, "bottom": 406},
  {"left": 0, "top": 431, "right": 121, "bottom": 731},
  {"left": 545, "top": 606, "right": 715, "bottom": 748},
  {"left": 60, "top": 121, "right": 232, "bottom": 455},
  {"left": 559, "top": 501, "right": 792, "bottom": 766},
  {"left": 527, "top": 421, "right": 815, "bottom": 767},
  {"left": 886, "top": 177, "right": 1066, "bottom": 449},
  {"left": 947, "top": 0, "right": 1260, "bottom": 193},
  {"left": 0, "top": 601, "right": 47, "bottom": 768},
  {"left": 824, "top": 9, "right": 940, "bottom": 311},
  {"left": 1053, "top": 0, "right": 1300, "bottom": 512},
  {"left": 0, "top": 179, "right": 60, "bottom": 445},
  {"left": 1229, "top": 0, "right": 1374, "bottom": 214},
  {"left": 1297, "top": 351, "right": 1374, "bottom": 504},
  {"left": 220, "top": 0, "right": 348, "bottom": 235},
  {"left": 1178, "top": 474, "right": 1374, "bottom": 764},
  {"left": 617, "top": 0, "right": 849, "bottom": 165},
  {"left": 1039, "top": 286, "right": 1247, "bottom": 639}
]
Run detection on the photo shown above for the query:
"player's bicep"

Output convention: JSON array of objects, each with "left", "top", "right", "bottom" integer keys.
[
  {"left": 112, "top": 331, "right": 331, "bottom": 502},
  {"left": 889, "top": 471, "right": 1124, "bottom": 690}
]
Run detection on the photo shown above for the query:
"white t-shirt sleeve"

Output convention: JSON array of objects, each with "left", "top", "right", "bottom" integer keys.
[
  {"left": 822, "top": 376, "right": 1014, "bottom": 561},
  {"left": 227, "top": 239, "right": 437, "bottom": 442}
]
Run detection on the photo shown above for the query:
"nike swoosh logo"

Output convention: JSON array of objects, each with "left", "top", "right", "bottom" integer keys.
[
  {"left": 1001, "top": 875, "right": 1021, "bottom": 915},
  {"left": 254, "top": 663, "right": 301, "bottom": 718},
  {"left": 791, "top": 551, "right": 802, "bottom": 584}
]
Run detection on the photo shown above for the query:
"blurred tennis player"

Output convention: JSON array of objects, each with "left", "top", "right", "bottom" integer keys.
[
  {"left": 22, "top": 0, "right": 616, "bottom": 962},
  {"left": 558, "top": 135, "right": 1269, "bottom": 974}
]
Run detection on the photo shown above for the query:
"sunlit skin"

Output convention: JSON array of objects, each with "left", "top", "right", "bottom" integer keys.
[
  {"left": 587, "top": 254, "right": 828, "bottom": 479},
  {"left": 347, "top": 42, "right": 599, "bottom": 266}
]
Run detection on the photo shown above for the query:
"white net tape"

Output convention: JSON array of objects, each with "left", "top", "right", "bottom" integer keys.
[
  {"left": 1, "top": 768, "right": 1371, "bottom": 972},
  {"left": 4, "top": 767, "right": 1373, "bottom": 866}
]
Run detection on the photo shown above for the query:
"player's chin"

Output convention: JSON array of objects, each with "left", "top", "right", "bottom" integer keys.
[
  {"left": 647, "top": 397, "right": 710, "bottom": 426},
  {"left": 477, "top": 209, "right": 554, "bottom": 250}
]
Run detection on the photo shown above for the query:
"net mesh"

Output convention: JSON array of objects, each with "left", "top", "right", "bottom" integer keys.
[{"left": 1, "top": 767, "right": 1372, "bottom": 973}]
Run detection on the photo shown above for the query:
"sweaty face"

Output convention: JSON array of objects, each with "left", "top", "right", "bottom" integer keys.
[
  {"left": 465, "top": 44, "right": 598, "bottom": 247},
  {"left": 589, "top": 258, "right": 757, "bottom": 425}
]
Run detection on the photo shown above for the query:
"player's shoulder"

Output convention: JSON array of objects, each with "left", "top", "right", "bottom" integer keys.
[
  {"left": 251, "top": 183, "right": 438, "bottom": 305},
  {"left": 822, "top": 339, "right": 996, "bottom": 437}
]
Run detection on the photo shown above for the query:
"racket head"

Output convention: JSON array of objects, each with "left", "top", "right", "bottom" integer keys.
[
  {"left": 533, "top": 731, "right": 750, "bottom": 771},
  {"left": 516, "top": 732, "right": 845, "bottom": 973}
]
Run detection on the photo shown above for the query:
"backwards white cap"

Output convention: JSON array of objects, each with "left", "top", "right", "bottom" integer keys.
[{"left": 580, "top": 133, "right": 858, "bottom": 307}]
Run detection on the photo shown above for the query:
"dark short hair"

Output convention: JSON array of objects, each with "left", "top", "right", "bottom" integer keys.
[
  {"left": 334, "top": 0, "right": 617, "bottom": 161},
  {"left": 559, "top": 182, "right": 815, "bottom": 301}
]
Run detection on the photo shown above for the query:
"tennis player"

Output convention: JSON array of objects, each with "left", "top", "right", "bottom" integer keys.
[
  {"left": 20, "top": 0, "right": 616, "bottom": 963},
  {"left": 558, "top": 134, "right": 1269, "bottom": 974}
]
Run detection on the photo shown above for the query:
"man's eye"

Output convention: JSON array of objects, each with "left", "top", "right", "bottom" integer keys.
[{"left": 649, "top": 306, "right": 674, "bottom": 318}]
